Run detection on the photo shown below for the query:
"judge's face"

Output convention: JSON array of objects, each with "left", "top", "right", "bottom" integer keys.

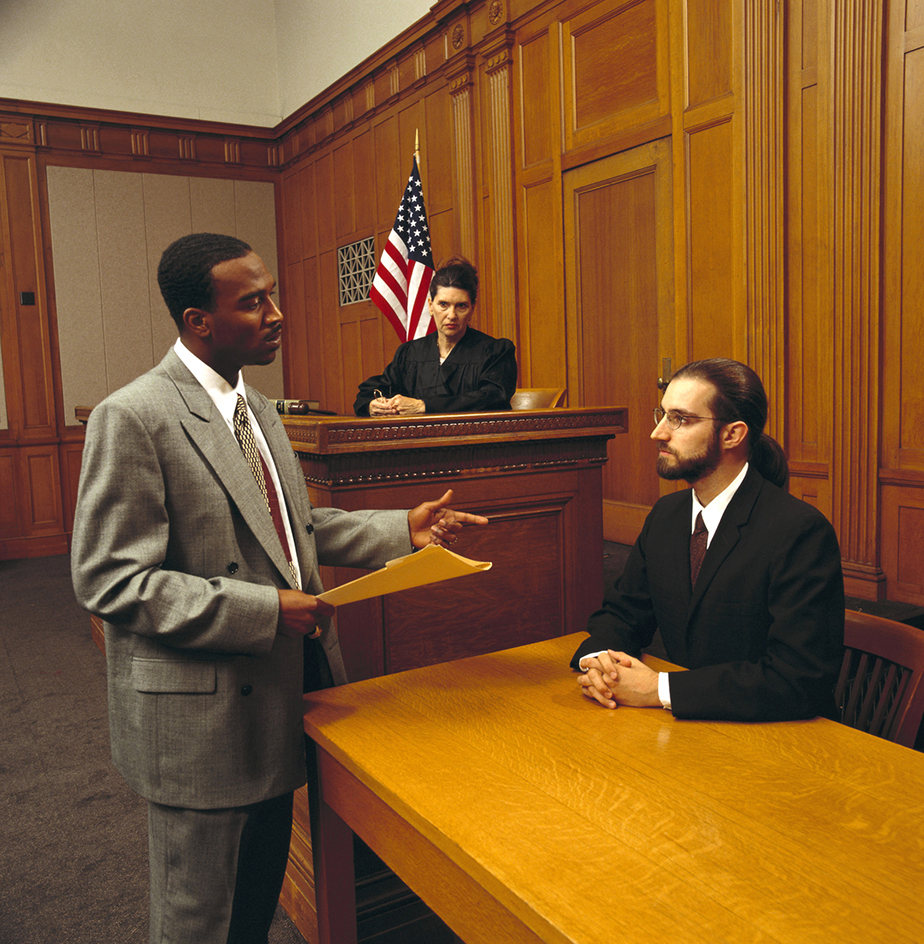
[
  {"left": 429, "top": 287, "right": 473, "bottom": 346},
  {"left": 651, "top": 377, "right": 723, "bottom": 483},
  {"left": 193, "top": 252, "right": 283, "bottom": 383}
]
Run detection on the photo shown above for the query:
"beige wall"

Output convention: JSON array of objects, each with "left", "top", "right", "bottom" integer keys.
[
  {"left": 45, "top": 166, "right": 281, "bottom": 421},
  {"left": 0, "top": 0, "right": 429, "bottom": 125}
]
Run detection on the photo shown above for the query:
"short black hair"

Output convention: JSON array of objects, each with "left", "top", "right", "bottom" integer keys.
[
  {"left": 157, "top": 233, "right": 252, "bottom": 330},
  {"left": 672, "top": 357, "right": 789, "bottom": 489},
  {"left": 429, "top": 256, "right": 479, "bottom": 306}
]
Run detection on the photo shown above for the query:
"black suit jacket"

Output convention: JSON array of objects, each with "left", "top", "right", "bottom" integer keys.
[{"left": 572, "top": 467, "right": 845, "bottom": 721}]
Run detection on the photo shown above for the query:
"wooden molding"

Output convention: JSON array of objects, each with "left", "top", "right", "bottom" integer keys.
[
  {"left": 744, "top": 0, "right": 785, "bottom": 441},
  {"left": 831, "top": 0, "right": 883, "bottom": 569}
]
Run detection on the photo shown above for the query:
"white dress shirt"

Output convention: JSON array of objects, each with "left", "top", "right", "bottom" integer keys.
[{"left": 173, "top": 339, "right": 301, "bottom": 587}]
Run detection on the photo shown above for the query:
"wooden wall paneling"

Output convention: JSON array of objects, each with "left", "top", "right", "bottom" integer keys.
[
  {"left": 881, "top": 484, "right": 924, "bottom": 606},
  {"left": 428, "top": 208, "right": 456, "bottom": 272},
  {"left": 0, "top": 449, "right": 19, "bottom": 537},
  {"left": 787, "top": 0, "right": 835, "bottom": 520},
  {"left": 886, "top": 40, "right": 924, "bottom": 473},
  {"left": 880, "top": 1, "right": 924, "bottom": 601},
  {"left": 333, "top": 140, "right": 355, "bottom": 241},
  {"left": 59, "top": 440, "right": 84, "bottom": 534},
  {"left": 744, "top": 0, "right": 785, "bottom": 441},
  {"left": 564, "top": 139, "right": 673, "bottom": 544},
  {"left": 686, "top": 0, "right": 733, "bottom": 107},
  {"left": 284, "top": 259, "right": 310, "bottom": 398},
  {"left": 680, "top": 0, "right": 744, "bottom": 363},
  {"left": 23, "top": 445, "right": 63, "bottom": 533},
  {"left": 424, "top": 86, "right": 453, "bottom": 216},
  {"left": 373, "top": 117, "right": 400, "bottom": 233},
  {"left": 448, "top": 63, "right": 478, "bottom": 258},
  {"left": 352, "top": 131, "right": 375, "bottom": 236},
  {"left": 318, "top": 248, "right": 345, "bottom": 414},
  {"left": 517, "top": 26, "right": 552, "bottom": 171},
  {"left": 514, "top": 18, "right": 562, "bottom": 389},
  {"left": 315, "top": 154, "right": 335, "bottom": 258},
  {"left": 339, "top": 319, "right": 364, "bottom": 417},
  {"left": 0, "top": 149, "right": 57, "bottom": 439},
  {"left": 561, "top": 0, "right": 668, "bottom": 154},
  {"left": 685, "top": 118, "right": 740, "bottom": 360},
  {"left": 520, "top": 176, "right": 565, "bottom": 389},
  {"left": 482, "top": 36, "right": 518, "bottom": 345},
  {"left": 832, "top": 0, "right": 884, "bottom": 599},
  {"left": 299, "top": 161, "right": 319, "bottom": 262},
  {"left": 281, "top": 168, "right": 303, "bottom": 266}
]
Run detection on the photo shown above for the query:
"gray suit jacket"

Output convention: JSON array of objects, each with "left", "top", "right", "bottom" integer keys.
[{"left": 72, "top": 348, "right": 410, "bottom": 809}]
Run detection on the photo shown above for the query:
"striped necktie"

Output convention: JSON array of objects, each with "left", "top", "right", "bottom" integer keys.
[{"left": 233, "top": 395, "right": 300, "bottom": 588}]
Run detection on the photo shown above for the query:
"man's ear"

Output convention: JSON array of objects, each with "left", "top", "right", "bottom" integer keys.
[
  {"left": 182, "top": 307, "right": 212, "bottom": 339},
  {"left": 721, "top": 420, "right": 748, "bottom": 450}
]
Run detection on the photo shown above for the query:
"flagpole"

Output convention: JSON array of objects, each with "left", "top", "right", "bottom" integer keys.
[{"left": 414, "top": 128, "right": 422, "bottom": 184}]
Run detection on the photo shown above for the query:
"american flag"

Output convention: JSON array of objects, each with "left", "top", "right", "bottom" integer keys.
[{"left": 369, "top": 157, "right": 435, "bottom": 342}]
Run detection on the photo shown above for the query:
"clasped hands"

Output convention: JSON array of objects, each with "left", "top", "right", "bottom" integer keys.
[
  {"left": 369, "top": 393, "right": 425, "bottom": 416},
  {"left": 278, "top": 489, "right": 487, "bottom": 638},
  {"left": 578, "top": 649, "right": 661, "bottom": 709}
]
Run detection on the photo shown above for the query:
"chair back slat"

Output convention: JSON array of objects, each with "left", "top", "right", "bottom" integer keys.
[{"left": 839, "top": 610, "right": 924, "bottom": 748}]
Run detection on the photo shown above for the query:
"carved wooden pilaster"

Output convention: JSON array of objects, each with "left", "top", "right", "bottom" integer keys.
[
  {"left": 744, "top": 0, "right": 785, "bottom": 439},
  {"left": 832, "top": 0, "right": 883, "bottom": 587},
  {"left": 447, "top": 59, "right": 476, "bottom": 257},
  {"left": 483, "top": 37, "right": 517, "bottom": 343}
]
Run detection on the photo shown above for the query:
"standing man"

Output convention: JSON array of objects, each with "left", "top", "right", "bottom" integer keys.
[
  {"left": 573, "top": 358, "right": 844, "bottom": 721},
  {"left": 71, "top": 233, "right": 486, "bottom": 943}
]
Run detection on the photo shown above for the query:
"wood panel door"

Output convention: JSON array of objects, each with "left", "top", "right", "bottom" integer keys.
[{"left": 564, "top": 139, "right": 675, "bottom": 544}]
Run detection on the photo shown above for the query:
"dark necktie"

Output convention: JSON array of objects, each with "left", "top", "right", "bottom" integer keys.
[
  {"left": 233, "top": 395, "right": 300, "bottom": 588},
  {"left": 690, "top": 511, "right": 708, "bottom": 587}
]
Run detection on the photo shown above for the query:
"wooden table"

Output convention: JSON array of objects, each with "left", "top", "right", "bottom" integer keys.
[{"left": 304, "top": 633, "right": 924, "bottom": 944}]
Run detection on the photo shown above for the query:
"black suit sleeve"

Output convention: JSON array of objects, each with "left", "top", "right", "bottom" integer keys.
[{"left": 570, "top": 514, "right": 659, "bottom": 667}]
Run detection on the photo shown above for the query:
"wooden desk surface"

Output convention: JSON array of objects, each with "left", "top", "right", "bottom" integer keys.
[{"left": 304, "top": 633, "right": 924, "bottom": 944}]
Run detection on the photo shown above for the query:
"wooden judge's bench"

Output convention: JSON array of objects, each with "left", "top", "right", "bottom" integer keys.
[{"left": 277, "top": 406, "right": 625, "bottom": 942}]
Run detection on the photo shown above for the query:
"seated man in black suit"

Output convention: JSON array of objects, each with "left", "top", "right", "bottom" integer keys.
[{"left": 572, "top": 357, "right": 844, "bottom": 721}]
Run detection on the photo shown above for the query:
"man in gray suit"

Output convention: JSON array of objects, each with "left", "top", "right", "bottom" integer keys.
[{"left": 71, "top": 233, "right": 486, "bottom": 944}]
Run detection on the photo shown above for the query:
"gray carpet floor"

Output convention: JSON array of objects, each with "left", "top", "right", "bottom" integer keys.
[{"left": 0, "top": 553, "right": 305, "bottom": 944}]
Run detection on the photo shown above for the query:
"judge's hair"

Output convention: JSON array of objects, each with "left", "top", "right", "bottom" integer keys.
[
  {"left": 158, "top": 233, "right": 252, "bottom": 330},
  {"left": 672, "top": 357, "right": 789, "bottom": 489},
  {"left": 429, "top": 256, "right": 479, "bottom": 306}
]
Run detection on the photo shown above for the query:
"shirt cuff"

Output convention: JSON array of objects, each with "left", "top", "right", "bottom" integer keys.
[
  {"left": 657, "top": 671, "right": 672, "bottom": 710},
  {"left": 578, "top": 650, "right": 607, "bottom": 671}
]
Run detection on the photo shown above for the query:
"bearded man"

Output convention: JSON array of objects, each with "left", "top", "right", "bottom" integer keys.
[{"left": 571, "top": 358, "right": 844, "bottom": 722}]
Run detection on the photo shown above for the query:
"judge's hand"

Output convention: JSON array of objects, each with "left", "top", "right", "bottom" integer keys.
[
  {"left": 385, "top": 394, "right": 425, "bottom": 415},
  {"left": 369, "top": 396, "right": 397, "bottom": 416},
  {"left": 408, "top": 488, "right": 489, "bottom": 549},
  {"left": 277, "top": 589, "right": 335, "bottom": 639},
  {"left": 578, "top": 650, "right": 661, "bottom": 709}
]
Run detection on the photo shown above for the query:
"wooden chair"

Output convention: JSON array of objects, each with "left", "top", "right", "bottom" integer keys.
[
  {"left": 836, "top": 609, "right": 924, "bottom": 747},
  {"left": 509, "top": 387, "right": 566, "bottom": 410}
]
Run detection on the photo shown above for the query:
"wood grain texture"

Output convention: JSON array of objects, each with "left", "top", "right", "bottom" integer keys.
[{"left": 306, "top": 633, "right": 924, "bottom": 944}]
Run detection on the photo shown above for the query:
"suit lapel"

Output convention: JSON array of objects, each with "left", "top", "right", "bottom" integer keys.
[
  {"left": 162, "top": 351, "right": 296, "bottom": 586},
  {"left": 688, "top": 467, "right": 763, "bottom": 610}
]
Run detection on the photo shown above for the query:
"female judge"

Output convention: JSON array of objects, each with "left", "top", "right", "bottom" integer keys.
[{"left": 354, "top": 257, "right": 517, "bottom": 416}]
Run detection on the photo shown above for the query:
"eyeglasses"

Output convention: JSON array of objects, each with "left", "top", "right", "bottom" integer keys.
[{"left": 652, "top": 408, "right": 722, "bottom": 430}]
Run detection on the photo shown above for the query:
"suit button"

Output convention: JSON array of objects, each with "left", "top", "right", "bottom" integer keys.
[
  {"left": 305, "top": 524, "right": 314, "bottom": 535},
  {"left": 228, "top": 562, "right": 239, "bottom": 574},
  {"left": 241, "top": 685, "right": 253, "bottom": 696}
]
